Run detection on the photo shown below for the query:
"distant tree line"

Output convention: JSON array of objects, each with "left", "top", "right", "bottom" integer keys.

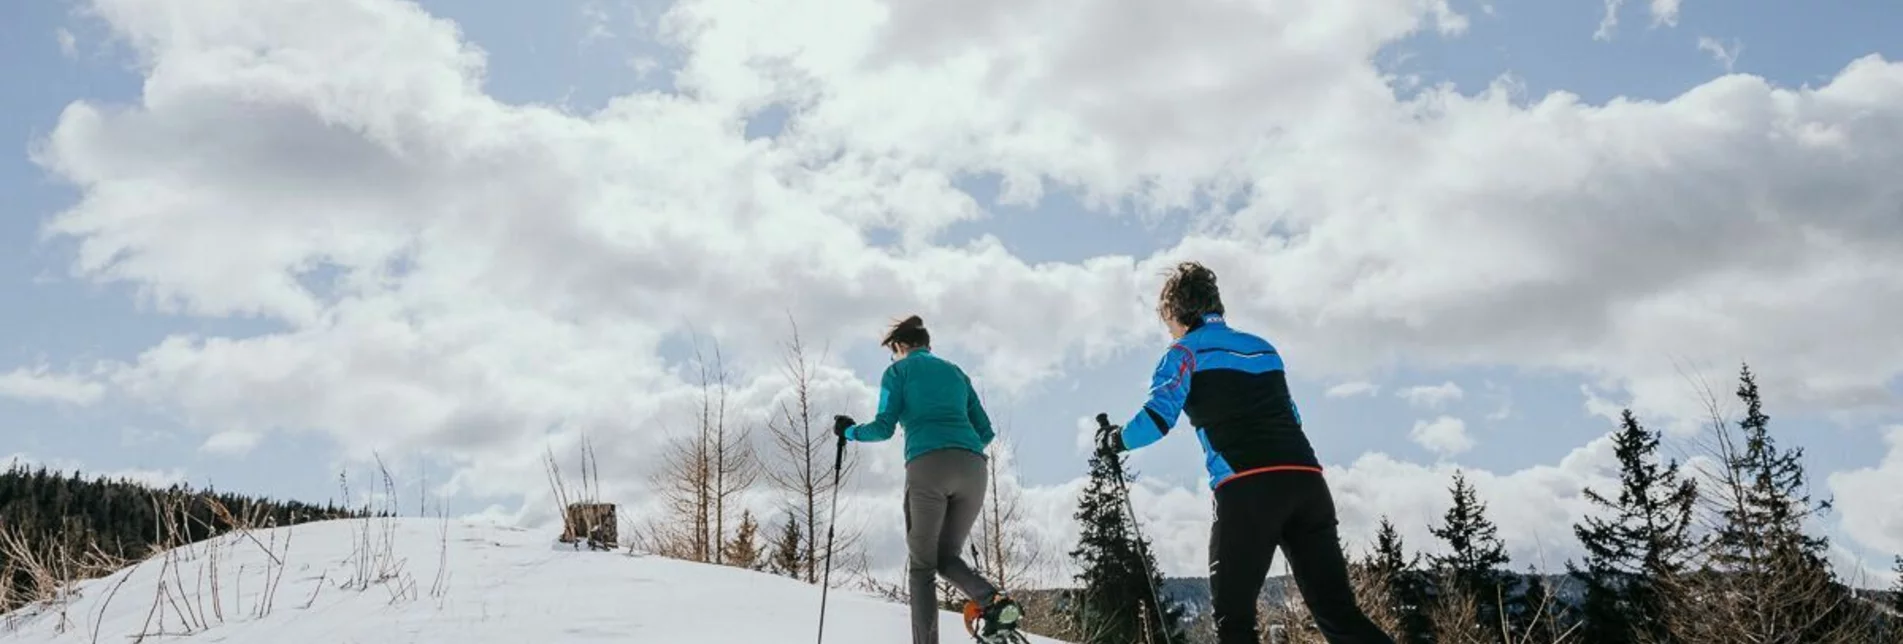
[{"left": 0, "top": 463, "right": 362, "bottom": 614}]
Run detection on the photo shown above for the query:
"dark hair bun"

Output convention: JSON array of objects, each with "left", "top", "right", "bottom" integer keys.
[{"left": 883, "top": 315, "right": 931, "bottom": 350}]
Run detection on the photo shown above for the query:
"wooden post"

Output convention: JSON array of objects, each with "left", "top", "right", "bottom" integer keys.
[{"left": 561, "top": 502, "right": 618, "bottom": 551}]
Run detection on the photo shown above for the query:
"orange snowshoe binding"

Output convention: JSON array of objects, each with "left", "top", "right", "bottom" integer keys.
[{"left": 962, "top": 594, "right": 1028, "bottom": 643}]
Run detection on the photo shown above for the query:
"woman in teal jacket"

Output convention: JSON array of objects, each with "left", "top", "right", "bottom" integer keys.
[{"left": 833, "top": 315, "right": 1024, "bottom": 644}]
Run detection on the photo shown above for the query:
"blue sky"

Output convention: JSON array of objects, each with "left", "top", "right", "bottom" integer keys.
[{"left": 4, "top": 0, "right": 1902, "bottom": 583}]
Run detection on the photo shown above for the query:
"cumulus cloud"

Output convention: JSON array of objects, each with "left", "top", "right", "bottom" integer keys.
[
  {"left": 1411, "top": 415, "right": 1474, "bottom": 457},
  {"left": 1326, "top": 381, "right": 1380, "bottom": 398},
  {"left": 1828, "top": 426, "right": 1903, "bottom": 556},
  {"left": 0, "top": 365, "right": 105, "bottom": 405},
  {"left": 1398, "top": 382, "right": 1464, "bottom": 409},
  {"left": 24, "top": 0, "right": 1903, "bottom": 577}
]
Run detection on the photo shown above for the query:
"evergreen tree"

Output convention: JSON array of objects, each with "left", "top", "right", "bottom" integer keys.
[
  {"left": 1892, "top": 555, "right": 1903, "bottom": 614},
  {"left": 1714, "top": 366, "right": 1829, "bottom": 565},
  {"left": 1568, "top": 408, "right": 1699, "bottom": 644},
  {"left": 1428, "top": 470, "right": 1510, "bottom": 641},
  {"left": 1677, "top": 364, "right": 1857, "bottom": 642},
  {"left": 768, "top": 512, "right": 803, "bottom": 580},
  {"left": 1369, "top": 517, "right": 1431, "bottom": 643},
  {"left": 0, "top": 463, "right": 360, "bottom": 613},
  {"left": 1065, "top": 446, "right": 1184, "bottom": 644},
  {"left": 722, "top": 509, "right": 764, "bottom": 570}
]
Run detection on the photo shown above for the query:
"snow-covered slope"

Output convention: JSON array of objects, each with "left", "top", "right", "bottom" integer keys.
[{"left": 0, "top": 518, "right": 1070, "bottom": 643}]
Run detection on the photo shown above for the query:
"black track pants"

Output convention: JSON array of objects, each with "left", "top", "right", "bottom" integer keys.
[{"left": 1209, "top": 471, "right": 1396, "bottom": 644}]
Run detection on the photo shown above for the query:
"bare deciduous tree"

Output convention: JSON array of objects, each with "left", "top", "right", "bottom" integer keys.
[
  {"left": 698, "top": 341, "right": 757, "bottom": 566},
  {"left": 969, "top": 428, "right": 1047, "bottom": 594},
  {"left": 647, "top": 413, "right": 713, "bottom": 561},
  {"left": 762, "top": 315, "right": 861, "bottom": 582},
  {"left": 646, "top": 335, "right": 756, "bottom": 563}
]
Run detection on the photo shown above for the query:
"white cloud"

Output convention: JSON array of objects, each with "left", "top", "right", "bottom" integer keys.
[
  {"left": 1697, "top": 36, "right": 1741, "bottom": 72},
  {"left": 1481, "top": 380, "right": 1513, "bottom": 421},
  {"left": 1326, "top": 381, "right": 1379, "bottom": 398},
  {"left": 1073, "top": 413, "right": 1103, "bottom": 457},
  {"left": 1398, "top": 381, "right": 1464, "bottom": 409},
  {"left": 1410, "top": 415, "right": 1474, "bottom": 457},
  {"left": 24, "top": 0, "right": 1903, "bottom": 580},
  {"left": 579, "top": 1, "right": 615, "bottom": 44},
  {"left": 1827, "top": 426, "right": 1903, "bottom": 557},
  {"left": 1651, "top": 0, "right": 1683, "bottom": 27},
  {"left": 1602, "top": 0, "right": 1680, "bottom": 38},
  {"left": 201, "top": 430, "right": 263, "bottom": 456},
  {"left": 1595, "top": 0, "right": 1626, "bottom": 41},
  {"left": 56, "top": 28, "right": 78, "bottom": 59},
  {"left": 0, "top": 365, "right": 105, "bottom": 405}
]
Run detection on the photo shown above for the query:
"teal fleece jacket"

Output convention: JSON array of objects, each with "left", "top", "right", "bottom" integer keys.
[{"left": 843, "top": 349, "right": 994, "bottom": 462}]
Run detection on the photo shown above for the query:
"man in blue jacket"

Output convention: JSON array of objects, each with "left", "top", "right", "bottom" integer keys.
[{"left": 1099, "top": 262, "right": 1395, "bottom": 644}]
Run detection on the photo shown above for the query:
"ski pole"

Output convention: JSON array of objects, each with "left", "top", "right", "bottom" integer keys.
[
  {"left": 815, "top": 432, "right": 847, "bottom": 644},
  {"left": 1097, "top": 413, "right": 1174, "bottom": 644}
]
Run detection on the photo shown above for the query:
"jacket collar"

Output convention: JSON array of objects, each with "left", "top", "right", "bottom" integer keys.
[{"left": 1187, "top": 313, "right": 1226, "bottom": 333}]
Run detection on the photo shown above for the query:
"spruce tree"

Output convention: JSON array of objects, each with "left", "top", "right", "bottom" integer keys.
[
  {"left": 768, "top": 513, "right": 803, "bottom": 580},
  {"left": 1066, "top": 445, "right": 1183, "bottom": 644},
  {"left": 1569, "top": 408, "right": 1699, "bottom": 644},
  {"left": 1370, "top": 517, "right": 1431, "bottom": 643},
  {"left": 1695, "top": 364, "right": 1853, "bottom": 642},
  {"left": 1429, "top": 470, "right": 1510, "bottom": 640},
  {"left": 722, "top": 510, "right": 764, "bottom": 570},
  {"left": 1892, "top": 555, "right": 1903, "bottom": 614},
  {"left": 1715, "top": 366, "right": 1829, "bottom": 564}
]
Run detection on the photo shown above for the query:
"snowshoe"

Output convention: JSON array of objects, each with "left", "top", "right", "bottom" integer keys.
[{"left": 962, "top": 595, "right": 1029, "bottom": 643}]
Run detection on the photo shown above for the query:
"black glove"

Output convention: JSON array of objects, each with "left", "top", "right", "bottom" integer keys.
[
  {"left": 833, "top": 415, "right": 856, "bottom": 440},
  {"left": 1094, "top": 412, "right": 1124, "bottom": 454}
]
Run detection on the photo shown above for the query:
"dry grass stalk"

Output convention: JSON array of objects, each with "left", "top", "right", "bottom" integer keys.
[
  {"left": 1348, "top": 562, "right": 1405, "bottom": 638},
  {"left": 86, "top": 566, "right": 137, "bottom": 644},
  {"left": 0, "top": 521, "right": 81, "bottom": 632},
  {"left": 1427, "top": 571, "right": 1490, "bottom": 644},
  {"left": 429, "top": 505, "right": 451, "bottom": 606},
  {"left": 338, "top": 460, "right": 415, "bottom": 602}
]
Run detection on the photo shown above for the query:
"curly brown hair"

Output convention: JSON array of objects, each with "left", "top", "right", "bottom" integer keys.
[
  {"left": 1157, "top": 261, "right": 1224, "bottom": 328},
  {"left": 882, "top": 315, "right": 930, "bottom": 351}
]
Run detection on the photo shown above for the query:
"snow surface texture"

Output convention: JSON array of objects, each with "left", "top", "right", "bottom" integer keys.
[{"left": 0, "top": 518, "right": 1070, "bottom": 643}]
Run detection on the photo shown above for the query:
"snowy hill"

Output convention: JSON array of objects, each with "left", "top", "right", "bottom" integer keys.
[{"left": 0, "top": 517, "right": 1070, "bottom": 644}]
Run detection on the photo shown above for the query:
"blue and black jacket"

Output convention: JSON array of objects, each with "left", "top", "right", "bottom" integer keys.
[{"left": 1116, "top": 313, "right": 1322, "bottom": 489}]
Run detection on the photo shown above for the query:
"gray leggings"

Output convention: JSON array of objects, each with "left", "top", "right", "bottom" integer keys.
[{"left": 904, "top": 448, "right": 1000, "bottom": 644}]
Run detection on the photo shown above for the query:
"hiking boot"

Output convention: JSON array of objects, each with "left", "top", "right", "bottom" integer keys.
[{"left": 963, "top": 594, "right": 1024, "bottom": 641}]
